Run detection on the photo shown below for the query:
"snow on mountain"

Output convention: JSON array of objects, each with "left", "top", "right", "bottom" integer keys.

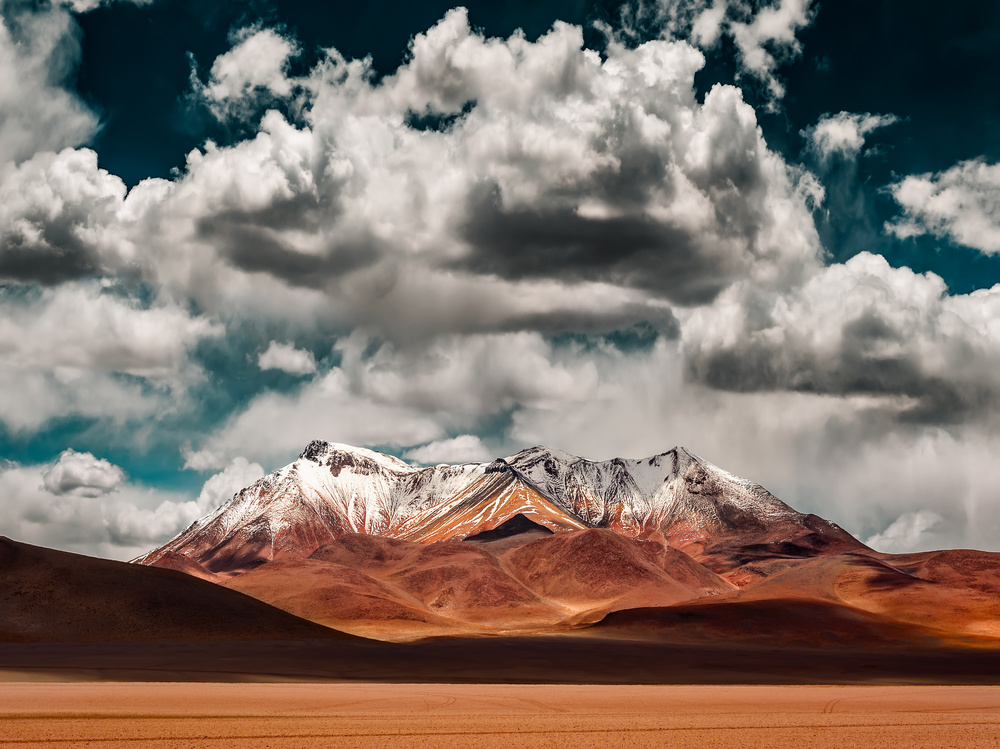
[{"left": 136, "top": 440, "right": 862, "bottom": 576}]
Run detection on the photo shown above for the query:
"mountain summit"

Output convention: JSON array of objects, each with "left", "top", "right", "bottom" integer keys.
[{"left": 137, "top": 441, "right": 862, "bottom": 579}]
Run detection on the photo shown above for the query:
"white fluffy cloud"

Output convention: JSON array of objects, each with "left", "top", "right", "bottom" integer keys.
[
  {"left": 628, "top": 0, "right": 816, "bottom": 103},
  {"left": 0, "top": 148, "right": 131, "bottom": 281},
  {"left": 727, "top": 0, "right": 814, "bottom": 101},
  {"left": 193, "top": 26, "right": 301, "bottom": 121},
  {"left": 64, "top": 0, "right": 154, "bottom": 13},
  {"left": 404, "top": 434, "right": 495, "bottom": 465},
  {"left": 0, "top": 7, "right": 97, "bottom": 165},
  {"left": 866, "top": 510, "right": 944, "bottom": 554},
  {"left": 0, "top": 453, "right": 262, "bottom": 560},
  {"left": 193, "top": 457, "right": 265, "bottom": 511},
  {"left": 804, "top": 111, "right": 899, "bottom": 162},
  {"left": 3, "top": 10, "right": 823, "bottom": 340},
  {"left": 0, "top": 281, "right": 222, "bottom": 430},
  {"left": 257, "top": 340, "right": 317, "bottom": 375},
  {"left": 86, "top": 10, "right": 819, "bottom": 337},
  {"left": 156, "top": 13, "right": 1000, "bottom": 554},
  {"left": 190, "top": 330, "right": 603, "bottom": 467},
  {"left": 42, "top": 448, "right": 124, "bottom": 497},
  {"left": 888, "top": 158, "right": 1000, "bottom": 254},
  {"left": 184, "top": 369, "right": 446, "bottom": 470},
  {"left": 681, "top": 251, "right": 1000, "bottom": 423}
]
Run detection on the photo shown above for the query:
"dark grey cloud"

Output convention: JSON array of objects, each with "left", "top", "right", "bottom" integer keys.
[
  {"left": 458, "top": 182, "right": 735, "bottom": 306},
  {"left": 499, "top": 303, "right": 680, "bottom": 339},
  {"left": 0, "top": 236, "right": 98, "bottom": 283},
  {"left": 196, "top": 198, "right": 383, "bottom": 289},
  {"left": 0, "top": 149, "right": 127, "bottom": 284},
  {"left": 689, "top": 334, "right": 989, "bottom": 425},
  {"left": 683, "top": 253, "right": 1000, "bottom": 426}
]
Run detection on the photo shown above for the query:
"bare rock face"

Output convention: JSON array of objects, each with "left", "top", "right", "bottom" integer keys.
[{"left": 136, "top": 441, "right": 865, "bottom": 579}]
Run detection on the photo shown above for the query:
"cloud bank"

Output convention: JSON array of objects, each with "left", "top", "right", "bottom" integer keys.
[{"left": 3, "top": 4, "right": 1000, "bottom": 557}]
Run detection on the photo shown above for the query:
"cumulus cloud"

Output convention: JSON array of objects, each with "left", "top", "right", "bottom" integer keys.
[
  {"left": 0, "top": 453, "right": 263, "bottom": 560},
  {"left": 95, "top": 9, "right": 819, "bottom": 340},
  {"left": 404, "top": 434, "right": 494, "bottom": 465},
  {"left": 866, "top": 510, "right": 944, "bottom": 553},
  {"left": 0, "top": 148, "right": 130, "bottom": 282},
  {"left": 493, "top": 338, "right": 1000, "bottom": 554},
  {"left": 189, "top": 330, "right": 602, "bottom": 467},
  {"left": 191, "top": 26, "right": 301, "bottom": 122},
  {"left": 186, "top": 314, "right": 1000, "bottom": 552},
  {"left": 625, "top": 0, "right": 817, "bottom": 103},
  {"left": 118, "top": 13, "right": 1000, "bottom": 554},
  {"left": 0, "top": 10, "right": 823, "bottom": 344},
  {"left": 804, "top": 111, "right": 899, "bottom": 162},
  {"left": 257, "top": 340, "right": 317, "bottom": 375},
  {"left": 9, "top": 6, "right": 1000, "bottom": 557},
  {"left": 681, "top": 252, "right": 1000, "bottom": 424},
  {"left": 0, "top": 281, "right": 223, "bottom": 430},
  {"left": 184, "top": 369, "right": 446, "bottom": 470},
  {"left": 800, "top": 111, "right": 899, "bottom": 259},
  {"left": 194, "top": 457, "right": 264, "bottom": 511},
  {"left": 0, "top": 5, "right": 98, "bottom": 165},
  {"left": 42, "top": 448, "right": 124, "bottom": 497},
  {"left": 887, "top": 158, "right": 1000, "bottom": 254},
  {"left": 63, "top": 0, "right": 154, "bottom": 13}
]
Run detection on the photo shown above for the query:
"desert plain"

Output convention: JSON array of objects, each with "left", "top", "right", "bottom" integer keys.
[{"left": 2, "top": 683, "right": 999, "bottom": 748}]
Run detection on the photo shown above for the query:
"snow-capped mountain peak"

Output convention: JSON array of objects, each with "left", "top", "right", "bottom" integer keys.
[{"left": 137, "top": 440, "right": 863, "bottom": 577}]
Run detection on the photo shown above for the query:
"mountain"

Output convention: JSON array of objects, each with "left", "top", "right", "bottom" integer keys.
[
  {"left": 8, "top": 438, "right": 1000, "bottom": 680},
  {"left": 137, "top": 440, "right": 862, "bottom": 579}
]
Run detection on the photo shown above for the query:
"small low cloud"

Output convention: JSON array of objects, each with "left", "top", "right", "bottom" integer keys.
[
  {"left": 257, "top": 340, "right": 317, "bottom": 375},
  {"left": 0, "top": 453, "right": 265, "bottom": 560},
  {"left": 42, "top": 449, "right": 124, "bottom": 497},
  {"left": 887, "top": 158, "right": 1000, "bottom": 254},
  {"left": 404, "top": 434, "right": 494, "bottom": 465},
  {"left": 866, "top": 509, "right": 944, "bottom": 553},
  {"left": 804, "top": 111, "right": 899, "bottom": 162},
  {"left": 625, "top": 0, "right": 818, "bottom": 104},
  {"left": 194, "top": 457, "right": 264, "bottom": 512},
  {"left": 191, "top": 26, "right": 300, "bottom": 121}
]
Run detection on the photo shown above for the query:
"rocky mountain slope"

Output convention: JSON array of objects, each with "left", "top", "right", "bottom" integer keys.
[{"left": 137, "top": 440, "right": 862, "bottom": 579}]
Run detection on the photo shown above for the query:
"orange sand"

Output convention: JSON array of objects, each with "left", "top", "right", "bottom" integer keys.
[{"left": 1, "top": 683, "right": 999, "bottom": 748}]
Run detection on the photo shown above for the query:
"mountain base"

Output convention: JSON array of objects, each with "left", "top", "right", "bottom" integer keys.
[{"left": 3, "top": 637, "right": 1000, "bottom": 684}]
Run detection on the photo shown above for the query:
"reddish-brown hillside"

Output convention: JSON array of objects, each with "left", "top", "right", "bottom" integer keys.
[
  {"left": 0, "top": 536, "right": 349, "bottom": 643},
  {"left": 502, "top": 528, "right": 735, "bottom": 617},
  {"left": 212, "top": 521, "right": 737, "bottom": 640},
  {"left": 586, "top": 598, "right": 967, "bottom": 650},
  {"left": 223, "top": 558, "right": 457, "bottom": 640}
]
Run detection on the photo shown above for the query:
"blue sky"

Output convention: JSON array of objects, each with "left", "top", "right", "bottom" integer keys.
[{"left": 2, "top": 0, "right": 1000, "bottom": 559}]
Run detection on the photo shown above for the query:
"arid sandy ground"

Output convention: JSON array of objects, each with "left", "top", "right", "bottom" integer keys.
[{"left": 1, "top": 683, "right": 999, "bottom": 748}]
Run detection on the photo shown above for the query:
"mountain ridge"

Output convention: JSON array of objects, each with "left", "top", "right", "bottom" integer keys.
[
  {"left": 137, "top": 440, "right": 862, "bottom": 580},
  {"left": 10, "top": 439, "right": 1000, "bottom": 657}
]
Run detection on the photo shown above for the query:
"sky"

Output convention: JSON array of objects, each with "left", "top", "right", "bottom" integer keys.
[{"left": 1, "top": 0, "right": 1000, "bottom": 560}]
